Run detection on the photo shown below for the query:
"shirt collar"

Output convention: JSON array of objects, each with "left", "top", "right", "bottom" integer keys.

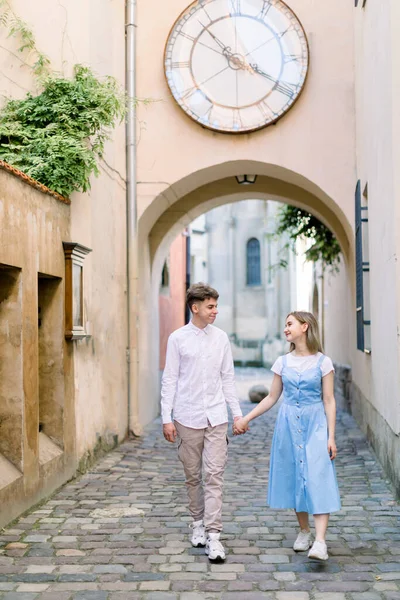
[{"left": 189, "top": 320, "right": 210, "bottom": 335}]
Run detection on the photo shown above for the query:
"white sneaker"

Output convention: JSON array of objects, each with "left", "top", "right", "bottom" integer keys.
[
  {"left": 293, "top": 529, "right": 313, "bottom": 551},
  {"left": 205, "top": 532, "right": 226, "bottom": 562},
  {"left": 308, "top": 540, "right": 329, "bottom": 561},
  {"left": 190, "top": 520, "right": 206, "bottom": 547}
]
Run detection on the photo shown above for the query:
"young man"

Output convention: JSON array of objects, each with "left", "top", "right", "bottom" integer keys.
[{"left": 161, "top": 283, "right": 242, "bottom": 562}]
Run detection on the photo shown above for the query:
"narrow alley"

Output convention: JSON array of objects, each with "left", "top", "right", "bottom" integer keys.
[{"left": 0, "top": 371, "right": 399, "bottom": 600}]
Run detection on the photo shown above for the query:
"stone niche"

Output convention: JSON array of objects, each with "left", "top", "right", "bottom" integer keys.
[
  {"left": 0, "top": 265, "right": 24, "bottom": 487},
  {"left": 38, "top": 274, "right": 64, "bottom": 451}
]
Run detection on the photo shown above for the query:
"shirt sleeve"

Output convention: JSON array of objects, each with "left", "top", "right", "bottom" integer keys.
[
  {"left": 321, "top": 356, "right": 335, "bottom": 377},
  {"left": 271, "top": 356, "right": 283, "bottom": 376},
  {"left": 221, "top": 335, "right": 242, "bottom": 419},
  {"left": 161, "top": 334, "right": 180, "bottom": 424}
]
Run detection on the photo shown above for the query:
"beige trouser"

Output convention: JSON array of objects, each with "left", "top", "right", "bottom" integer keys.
[{"left": 174, "top": 420, "right": 228, "bottom": 532}]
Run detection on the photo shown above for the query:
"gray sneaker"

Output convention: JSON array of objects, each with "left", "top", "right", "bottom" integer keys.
[{"left": 293, "top": 529, "right": 313, "bottom": 551}]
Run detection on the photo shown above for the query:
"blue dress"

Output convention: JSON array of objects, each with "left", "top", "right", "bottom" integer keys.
[{"left": 267, "top": 354, "right": 341, "bottom": 514}]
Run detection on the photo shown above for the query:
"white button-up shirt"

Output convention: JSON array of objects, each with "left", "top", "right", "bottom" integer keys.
[{"left": 161, "top": 321, "right": 242, "bottom": 428}]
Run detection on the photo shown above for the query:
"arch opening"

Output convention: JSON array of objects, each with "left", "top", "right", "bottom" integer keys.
[{"left": 137, "top": 162, "right": 354, "bottom": 427}]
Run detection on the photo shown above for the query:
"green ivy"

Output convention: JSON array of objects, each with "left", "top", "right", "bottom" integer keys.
[
  {"left": 0, "top": 65, "right": 127, "bottom": 198},
  {"left": 272, "top": 205, "right": 341, "bottom": 273},
  {"left": 0, "top": 1, "right": 129, "bottom": 198}
]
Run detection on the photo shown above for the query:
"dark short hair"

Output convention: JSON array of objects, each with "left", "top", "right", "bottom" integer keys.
[{"left": 186, "top": 282, "right": 219, "bottom": 313}]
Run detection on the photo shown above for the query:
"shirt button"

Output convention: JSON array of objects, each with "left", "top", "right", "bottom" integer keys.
[
  {"left": 299, "top": 445, "right": 303, "bottom": 449},
  {"left": 298, "top": 429, "right": 301, "bottom": 433}
]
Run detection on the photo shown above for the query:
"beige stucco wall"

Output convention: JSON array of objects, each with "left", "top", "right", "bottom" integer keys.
[
  {"left": 0, "top": 167, "right": 74, "bottom": 526},
  {"left": 136, "top": 0, "right": 356, "bottom": 424},
  {"left": 349, "top": 0, "right": 400, "bottom": 494},
  {"left": 0, "top": 1, "right": 129, "bottom": 461}
]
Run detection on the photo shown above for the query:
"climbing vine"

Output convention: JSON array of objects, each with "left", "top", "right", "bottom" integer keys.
[
  {"left": 0, "top": 0, "right": 50, "bottom": 79},
  {"left": 0, "top": 1, "right": 129, "bottom": 197},
  {"left": 271, "top": 205, "right": 341, "bottom": 274}
]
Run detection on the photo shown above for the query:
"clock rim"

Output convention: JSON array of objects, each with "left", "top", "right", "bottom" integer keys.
[{"left": 163, "top": 0, "right": 310, "bottom": 135}]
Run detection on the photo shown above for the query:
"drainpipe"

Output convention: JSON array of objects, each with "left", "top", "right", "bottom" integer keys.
[{"left": 126, "top": 0, "right": 142, "bottom": 436}]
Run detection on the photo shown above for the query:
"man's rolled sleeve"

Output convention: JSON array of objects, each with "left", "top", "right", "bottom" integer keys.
[
  {"left": 161, "top": 334, "right": 180, "bottom": 424},
  {"left": 221, "top": 336, "right": 242, "bottom": 419}
]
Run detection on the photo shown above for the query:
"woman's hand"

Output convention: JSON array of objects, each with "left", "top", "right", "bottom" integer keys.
[
  {"left": 328, "top": 437, "right": 337, "bottom": 460},
  {"left": 233, "top": 417, "right": 249, "bottom": 435}
]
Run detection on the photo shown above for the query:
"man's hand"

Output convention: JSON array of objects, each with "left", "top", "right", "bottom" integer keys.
[
  {"left": 233, "top": 416, "right": 249, "bottom": 435},
  {"left": 163, "top": 422, "right": 177, "bottom": 443}
]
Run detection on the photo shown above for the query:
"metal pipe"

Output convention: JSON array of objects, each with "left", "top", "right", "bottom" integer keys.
[{"left": 126, "top": 0, "right": 142, "bottom": 436}]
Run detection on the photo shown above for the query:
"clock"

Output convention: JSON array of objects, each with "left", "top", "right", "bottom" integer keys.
[{"left": 164, "top": 0, "right": 309, "bottom": 134}]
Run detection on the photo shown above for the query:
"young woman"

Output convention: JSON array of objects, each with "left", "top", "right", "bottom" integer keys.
[{"left": 234, "top": 311, "right": 341, "bottom": 561}]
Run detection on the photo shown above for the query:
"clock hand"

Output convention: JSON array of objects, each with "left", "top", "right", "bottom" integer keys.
[
  {"left": 205, "top": 27, "right": 231, "bottom": 52},
  {"left": 251, "top": 63, "right": 296, "bottom": 98}
]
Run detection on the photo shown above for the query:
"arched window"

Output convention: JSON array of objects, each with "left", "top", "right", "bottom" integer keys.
[
  {"left": 246, "top": 238, "right": 261, "bottom": 286},
  {"left": 161, "top": 261, "right": 169, "bottom": 288}
]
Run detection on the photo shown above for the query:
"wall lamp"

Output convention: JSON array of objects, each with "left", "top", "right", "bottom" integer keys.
[{"left": 235, "top": 174, "right": 258, "bottom": 185}]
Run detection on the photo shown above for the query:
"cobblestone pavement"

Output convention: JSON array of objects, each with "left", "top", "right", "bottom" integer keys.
[{"left": 0, "top": 373, "right": 399, "bottom": 599}]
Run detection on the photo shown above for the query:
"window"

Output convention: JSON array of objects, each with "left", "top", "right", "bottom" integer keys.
[
  {"left": 246, "top": 238, "right": 261, "bottom": 286},
  {"left": 161, "top": 261, "right": 169, "bottom": 288},
  {"left": 355, "top": 180, "right": 371, "bottom": 352}
]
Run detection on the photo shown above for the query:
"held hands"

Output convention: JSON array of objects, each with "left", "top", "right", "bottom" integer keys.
[
  {"left": 163, "top": 422, "right": 177, "bottom": 443},
  {"left": 233, "top": 416, "right": 249, "bottom": 436},
  {"left": 328, "top": 437, "right": 337, "bottom": 460}
]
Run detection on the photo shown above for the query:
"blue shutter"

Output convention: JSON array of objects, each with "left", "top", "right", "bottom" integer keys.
[
  {"left": 355, "top": 180, "right": 370, "bottom": 351},
  {"left": 355, "top": 181, "right": 364, "bottom": 350},
  {"left": 247, "top": 238, "right": 261, "bottom": 286}
]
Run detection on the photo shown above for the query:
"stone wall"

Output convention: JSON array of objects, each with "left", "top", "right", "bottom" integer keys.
[
  {"left": 350, "top": 381, "right": 400, "bottom": 499},
  {"left": 333, "top": 362, "right": 352, "bottom": 412},
  {"left": 0, "top": 166, "right": 74, "bottom": 527}
]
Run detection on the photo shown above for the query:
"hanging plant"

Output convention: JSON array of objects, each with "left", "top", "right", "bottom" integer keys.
[
  {"left": 0, "top": 65, "right": 127, "bottom": 197},
  {"left": 0, "top": 1, "right": 130, "bottom": 198},
  {"left": 271, "top": 205, "right": 341, "bottom": 274}
]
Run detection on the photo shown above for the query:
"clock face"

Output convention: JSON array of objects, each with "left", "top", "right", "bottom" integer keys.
[{"left": 164, "top": 0, "right": 309, "bottom": 133}]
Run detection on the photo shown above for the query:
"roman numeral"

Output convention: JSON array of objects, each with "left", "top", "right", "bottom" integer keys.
[
  {"left": 203, "top": 105, "right": 214, "bottom": 123},
  {"left": 171, "top": 61, "right": 190, "bottom": 69},
  {"left": 284, "top": 54, "right": 301, "bottom": 63},
  {"left": 179, "top": 31, "right": 195, "bottom": 42},
  {"left": 180, "top": 85, "right": 198, "bottom": 100},
  {"left": 274, "top": 80, "right": 298, "bottom": 99},
  {"left": 230, "top": 0, "right": 241, "bottom": 14},
  {"left": 232, "top": 108, "right": 243, "bottom": 128},
  {"left": 259, "top": 1, "right": 272, "bottom": 19},
  {"left": 278, "top": 24, "right": 295, "bottom": 38},
  {"left": 257, "top": 100, "right": 274, "bottom": 120}
]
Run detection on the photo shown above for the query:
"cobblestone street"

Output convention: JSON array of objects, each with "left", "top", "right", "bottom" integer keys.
[{"left": 0, "top": 370, "right": 399, "bottom": 600}]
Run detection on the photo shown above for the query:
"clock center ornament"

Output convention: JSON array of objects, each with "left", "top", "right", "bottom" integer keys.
[{"left": 164, "top": 0, "right": 309, "bottom": 134}]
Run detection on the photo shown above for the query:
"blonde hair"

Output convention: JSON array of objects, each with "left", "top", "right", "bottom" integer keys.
[{"left": 287, "top": 311, "right": 323, "bottom": 354}]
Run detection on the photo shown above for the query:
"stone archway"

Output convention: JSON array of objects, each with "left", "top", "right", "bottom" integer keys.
[{"left": 136, "top": 161, "right": 354, "bottom": 427}]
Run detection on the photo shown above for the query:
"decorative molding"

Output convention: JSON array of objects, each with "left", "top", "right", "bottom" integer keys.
[{"left": 62, "top": 242, "right": 92, "bottom": 340}]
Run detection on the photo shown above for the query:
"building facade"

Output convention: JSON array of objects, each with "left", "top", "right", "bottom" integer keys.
[
  {"left": 190, "top": 200, "right": 298, "bottom": 366},
  {"left": 0, "top": 0, "right": 399, "bottom": 526}
]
